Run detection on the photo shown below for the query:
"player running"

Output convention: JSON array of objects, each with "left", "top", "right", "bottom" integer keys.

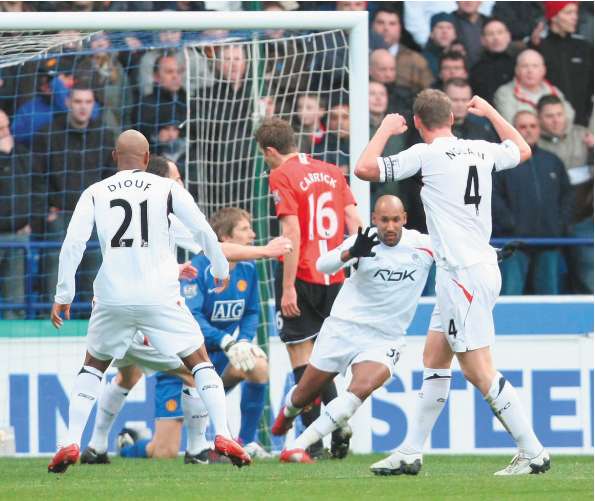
[
  {"left": 272, "top": 195, "right": 434, "bottom": 463},
  {"left": 356, "top": 91, "right": 549, "bottom": 476},
  {"left": 48, "top": 130, "right": 250, "bottom": 473},
  {"left": 255, "top": 117, "right": 362, "bottom": 458}
]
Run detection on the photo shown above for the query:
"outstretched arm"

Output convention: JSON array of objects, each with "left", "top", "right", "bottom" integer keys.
[
  {"left": 221, "top": 236, "right": 292, "bottom": 261},
  {"left": 467, "top": 95, "right": 532, "bottom": 163},
  {"left": 355, "top": 114, "right": 409, "bottom": 181}
]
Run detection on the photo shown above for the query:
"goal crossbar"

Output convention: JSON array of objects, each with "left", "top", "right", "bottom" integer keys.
[{"left": 0, "top": 10, "right": 370, "bottom": 221}]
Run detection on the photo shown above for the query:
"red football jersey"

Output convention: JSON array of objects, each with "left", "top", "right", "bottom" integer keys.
[{"left": 269, "top": 153, "right": 356, "bottom": 285}]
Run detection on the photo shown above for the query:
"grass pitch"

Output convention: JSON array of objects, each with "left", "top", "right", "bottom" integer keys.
[{"left": 0, "top": 454, "right": 592, "bottom": 500}]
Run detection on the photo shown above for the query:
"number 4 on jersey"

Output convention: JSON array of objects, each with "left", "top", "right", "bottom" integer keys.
[{"left": 464, "top": 165, "right": 481, "bottom": 215}]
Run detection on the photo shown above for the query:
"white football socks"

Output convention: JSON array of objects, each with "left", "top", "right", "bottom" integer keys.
[
  {"left": 293, "top": 392, "right": 361, "bottom": 451},
  {"left": 401, "top": 368, "right": 451, "bottom": 454},
  {"left": 182, "top": 386, "right": 210, "bottom": 455},
  {"left": 191, "top": 362, "right": 231, "bottom": 439},
  {"left": 283, "top": 385, "right": 303, "bottom": 418},
  {"left": 485, "top": 372, "right": 542, "bottom": 457},
  {"left": 66, "top": 365, "right": 104, "bottom": 447},
  {"left": 88, "top": 378, "right": 130, "bottom": 453}
]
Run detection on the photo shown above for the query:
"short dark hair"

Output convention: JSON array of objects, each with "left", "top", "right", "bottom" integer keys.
[
  {"left": 444, "top": 77, "right": 471, "bottom": 92},
  {"left": 70, "top": 83, "right": 95, "bottom": 98},
  {"left": 413, "top": 89, "right": 452, "bottom": 130},
  {"left": 482, "top": 17, "right": 508, "bottom": 34},
  {"left": 372, "top": 6, "right": 400, "bottom": 22},
  {"left": 153, "top": 51, "right": 178, "bottom": 74},
  {"left": 537, "top": 94, "right": 564, "bottom": 113},
  {"left": 439, "top": 51, "right": 467, "bottom": 70},
  {"left": 254, "top": 117, "right": 297, "bottom": 154},
  {"left": 147, "top": 155, "right": 171, "bottom": 177},
  {"left": 209, "top": 207, "right": 251, "bottom": 241}
]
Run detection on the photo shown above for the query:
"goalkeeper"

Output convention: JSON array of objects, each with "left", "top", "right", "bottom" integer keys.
[
  {"left": 146, "top": 207, "right": 271, "bottom": 461},
  {"left": 166, "top": 207, "right": 269, "bottom": 457}
]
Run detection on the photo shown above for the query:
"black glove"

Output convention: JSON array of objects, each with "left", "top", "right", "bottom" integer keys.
[
  {"left": 496, "top": 240, "right": 522, "bottom": 263},
  {"left": 349, "top": 226, "right": 380, "bottom": 259}
]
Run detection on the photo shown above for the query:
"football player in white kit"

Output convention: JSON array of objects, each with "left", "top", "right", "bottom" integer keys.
[
  {"left": 81, "top": 156, "right": 291, "bottom": 464},
  {"left": 356, "top": 92, "right": 549, "bottom": 476},
  {"left": 48, "top": 131, "right": 251, "bottom": 473},
  {"left": 271, "top": 195, "right": 435, "bottom": 463}
]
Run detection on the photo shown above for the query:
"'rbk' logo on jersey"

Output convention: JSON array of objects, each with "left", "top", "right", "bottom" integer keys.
[
  {"left": 373, "top": 269, "right": 416, "bottom": 282},
  {"left": 211, "top": 299, "right": 245, "bottom": 322}
]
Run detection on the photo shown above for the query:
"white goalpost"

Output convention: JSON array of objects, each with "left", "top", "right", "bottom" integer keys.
[
  {"left": 0, "top": 10, "right": 370, "bottom": 220},
  {"left": 0, "top": 10, "right": 369, "bottom": 455}
]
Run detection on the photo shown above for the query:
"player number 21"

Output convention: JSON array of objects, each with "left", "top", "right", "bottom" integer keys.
[
  {"left": 110, "top": 198, "right": 149, "bottom": 248},
  {"left": 308, "top": 191, "right": 338, "bottom": 240}
]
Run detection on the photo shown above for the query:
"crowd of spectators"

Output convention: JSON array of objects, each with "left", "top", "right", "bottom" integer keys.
[{"left": 0, "top": 0, "right": 593, "bottom": 317}]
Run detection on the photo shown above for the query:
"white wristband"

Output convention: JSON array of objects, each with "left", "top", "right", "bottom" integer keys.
[{"left": 220, "top": 334, "right": 234, "bottom": 351}]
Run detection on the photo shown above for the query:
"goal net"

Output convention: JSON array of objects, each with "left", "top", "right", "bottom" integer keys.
[{"left": 0, "top": 23, "right": 357, "bottom": 455}]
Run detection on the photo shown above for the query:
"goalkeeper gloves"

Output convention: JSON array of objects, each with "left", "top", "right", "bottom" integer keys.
[
  {"left": 349, "top": 226, "right": 380, "bottom": 259},
  {"left": 221, "top": 337, "right": 268, "bottom": 372}
]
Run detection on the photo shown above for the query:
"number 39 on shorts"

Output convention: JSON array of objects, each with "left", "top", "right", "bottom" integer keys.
[{"left": 386, "top": 347, "right": 400, "bottom": 366}]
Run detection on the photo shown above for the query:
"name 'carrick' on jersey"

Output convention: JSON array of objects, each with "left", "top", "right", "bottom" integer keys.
[
  {"left": 377, "top": 137, "right": 520, "bottom": 270},
  {"left": 55, "top": 169, "right": 228, "bottom": 306},
  {"left": 269, "top": 153, "right": 356, "bottom": 285},
  {"left": 317, "top": 228, "right": 434, "bottom": 336}
]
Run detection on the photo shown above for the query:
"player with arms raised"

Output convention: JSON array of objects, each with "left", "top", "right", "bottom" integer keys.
[
  {"left": 255, "top": 117, "right": 362, "bottom": 457},
  {"left": 48, "top": 130, "right": 250, "bottom": 473},
  {"left": 356, "top": 92, "right": 549, "bottom": 476}
]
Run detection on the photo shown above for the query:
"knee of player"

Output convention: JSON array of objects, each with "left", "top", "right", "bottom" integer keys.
[
  {"left": 347, "top": 381, "right": 375, "bottom": 401},
  {"left": 460, "top": 366, "right": 491, "bottom": 394},
  {"left": 116, "top": 366, "right": 143, "bottom": 389},
  {"left": 422, "top": 334, "right": 452, "bottom": 369},
  {"left": 247, "top": 358, "right": 269, "bottom": 383}
]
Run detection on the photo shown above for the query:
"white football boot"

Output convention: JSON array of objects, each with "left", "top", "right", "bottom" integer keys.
[
  {"left": 370, "top": 449, "right": 423, "bottom": 476},
  {"left": 494, "top": 449, "right": 551, "bottom": 476}
]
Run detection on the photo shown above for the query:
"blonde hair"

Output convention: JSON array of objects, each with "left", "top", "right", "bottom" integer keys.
[{"left": 209, "top": 207, "right": 251, "bottom": 241}]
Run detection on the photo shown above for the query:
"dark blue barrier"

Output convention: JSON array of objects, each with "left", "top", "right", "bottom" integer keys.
[{"left": 0, "top": 238, "right": 593, "bottom": 318}]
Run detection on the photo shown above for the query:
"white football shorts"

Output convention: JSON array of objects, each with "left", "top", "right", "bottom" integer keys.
[
  {"left": 309, "top": 316, "right": 405, "bottom": 378},
  {"left": 86, "top": 299, "right": 204, "bottom": 361},
  {"left": 112, "top": 332, "right": 183, "bottom": 373},
  {"left": 429, "top": 263, "right": 501, "bottom": 352}
]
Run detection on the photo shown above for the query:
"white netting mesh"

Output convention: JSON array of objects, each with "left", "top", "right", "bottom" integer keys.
[
  {"left": 184, "top": 27, "right": 349, "bottom": 342},
  {"left": 0, "top": 27, "right": 351, "bottom": 453},
  {"left": 0, "top": 31, "right": 96, "bottom": 68},
  {"left": 185, "top": 30, "right": 349, "bottom": 448}
]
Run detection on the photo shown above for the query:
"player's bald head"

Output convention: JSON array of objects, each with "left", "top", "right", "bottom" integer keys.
[
  {"left": 374, "top": 194, "right": 405, "bottom": 214},
  {"left": 113, "top": 129, "right": 150, "bottom": 170},
  {"left": 116, "top": 129, "right": 149, "bottom": 156},
  {"left": 372, "top": 195, "right": 407, "bottom": 246}
]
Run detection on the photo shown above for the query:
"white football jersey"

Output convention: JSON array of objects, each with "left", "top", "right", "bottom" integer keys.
[
  {"left": 170, "top": 214, "right": 202, "bottom": 254},
  {"left": 55, "top": 169, "right": 228, "bottom": 306},
  {"left": 317, "top": 228, "right": 434, "bottom": 336},
  {"left": 377, "top": 137, "right": 520, "bottom": 269}
]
